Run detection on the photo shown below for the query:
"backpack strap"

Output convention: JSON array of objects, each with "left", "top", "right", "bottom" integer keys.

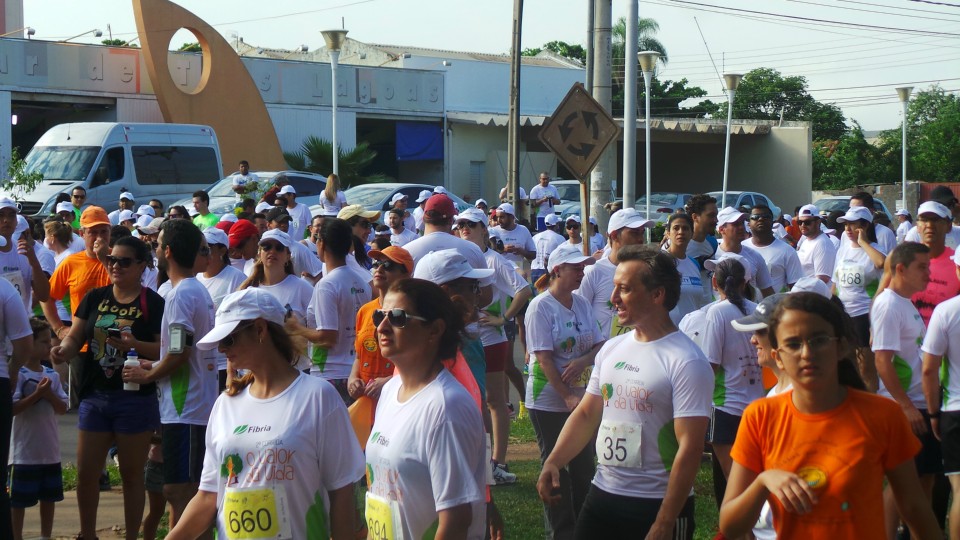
[{"left": 139, "top": 287, "right": 148, "bottom": 325}]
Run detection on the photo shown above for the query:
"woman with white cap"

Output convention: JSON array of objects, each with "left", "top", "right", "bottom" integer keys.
[
  {"left": 337, "top": 204, "right": 381, "bottom": 270},
  {"left": 562, "top": 216, "right": 602, "bottom": 254},
  {"left": 896, "top": 208, "right": 914, "bottom": 244},
  {"left": 833, "top": 205, "right": 886, "bottom": 389},
  {"left": 526, "top": 242, "right": 604, "bottom": 538},
  {"left": 165, "top": 289, "right": 364, "bottom": 540},
  {"left": 588, "top": 216, "right": 606, "bottom": 251},
  {"left": 196, "top": 228, "right": 247, "bottom": 390}
]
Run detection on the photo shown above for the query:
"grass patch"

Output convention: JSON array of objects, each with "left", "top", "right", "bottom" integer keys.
[
  {"left": 61, "top": 462, "right": 121, "bottom": 491},
  {"left": 509, "top": 414, "right": 537, "bottom": 444}
]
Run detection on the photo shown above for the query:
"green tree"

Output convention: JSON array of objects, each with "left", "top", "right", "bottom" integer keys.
[
  {"left": 813, "top": 121, "right": 882, "bottom": 190},
  {"left": 619, "top": 77, "right": 708, "bottom": 118},
  {"left": 875, "top": 85, "right": 960, "bottom": 183},
  {"left": 178, "top": 42, "right": 202, "bottom": 52},
  {"left": 612, "top": 17, "right": 668, "bottom": 115},
  {"left": 700, "top": 68, "right": 847, "bottom": 140},
  {"left": 1, "top": 148, "right": 44, "bottom": 201},
  {"left": 101, "top": 38, "right": 138, "bottom": 48},
  {"left": 283, "top": 136, "right": 387, "bottom": 189},
  {"left": 521, "top": 41, "right": 586, "bottom": 64}
]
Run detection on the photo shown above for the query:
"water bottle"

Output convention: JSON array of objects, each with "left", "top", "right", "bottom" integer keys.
[{"left": 123, "top": 349, "right": 140, "bottom": 391}]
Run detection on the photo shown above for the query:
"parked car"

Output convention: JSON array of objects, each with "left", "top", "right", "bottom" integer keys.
[
  {"left": 813, "top": 195, "right": 894, "bottom": 222},
  {"left": 635, "top": 192, "right": 693, "bottom": 224},
  {"left": 707, "top": 191, "right": 781, "bottom": 219},
  {"left": 551, "top": 179, "right": 585, "bottom": 217},
  {"left": 172, "top": 170, "right": 327, "bottom": 217},
  {"left": 319, "top": 183, "right": 472, "bottom": 221}
]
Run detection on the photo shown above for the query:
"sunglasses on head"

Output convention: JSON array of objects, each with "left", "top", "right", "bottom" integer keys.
[
  {"left": 372, "top": 259, "right": 403, "bottom": 272},
  {"left": 373, "top": 308, "right": 428, "bottom": 328},
  {"left": 260, "top": 242, "right": 285, "bottom": 252},
  {"left": 455, "top": 221, "right": 480, "bottom": 230},
  {"left": 220, "top": 322, "right": 255, "bottom": 348},
  {"left": 106, "top": 256, "right": 137, "bottom": 268}
]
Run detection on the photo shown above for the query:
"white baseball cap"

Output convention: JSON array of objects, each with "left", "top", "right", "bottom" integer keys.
[
  {"left": 565, "top": 215, "right": 582, "bottom": 224},
  {"left": 791, "top": 276, "right": 832, "bottom": 298},
  {"left": 136, "top": 204, "right": 155, "bottom": 218},
  {"left": 836, "top": 206, "right": 874, "bottom": 223},
  {"left": 917, "top": 201, "right": 950, "bottom": 220},
  {"left": 55, "top": 201, "right": 74, "bottom": 214},
  {"left": 589, "top": 216, "right": 598, "bottom": 225},
  {"left": 498, "top": 203, "right": 516, "bottom": 216},
  {"left": 255, "top": 201, "right": 273, "bottom": 213},
  {"left": 544, "top": 214, "right": 560, "bottom": 226},
  {"left": 413, "top": 249, "right": 494, "bottom": 285},
  {"left": 0, "top": 197, "right": 19, "bottom": 212},
  {"left": 196, "top": 289, "right": 287, "bottom": 350},
  {"left": 607, "top": 208, "right": 653, "bottom": 234},
  {"left": 547, "top": 243, "right": 594, "bottom": 273},
  {"left": 797, "top": 204, "right": 820, "bottom": 220},
  {"left": 717, "top": 206, "right": 747, "bottom": 226},
  {"left": 455, "top": 207, "right": 488, "bottom": 226},
  {"left": 14, "top": 215, "right": 27, "bottom": 236},
  {"left": 136, "top": 217, "right": 165, "bottom": 236},
  {"left": 475, "top": 198, "right": 488, "bottom": 208},
  {"left": 118, "top": 210, "right": 136, "bottom": 223},
  {"left": 119, "top": 192, "right": 135, "bottom": 201},
  {"left": 259, "top": 229, "right": 292, "bottom": 248},
  {"left": 416, "top": 190, "right": 433, "bottom": 203},
  {"left": 279, "top": 185, "right": 296, "bottom": 195},
  {"left": 433, "top": 186, "right": 448, "bottom": 194},
  {"left": 390, "top": 193, "right": 408, "bottom": 205},
  {"left": 219, "top": 213, "right": 239, "bottom": 223},
  {"left": 704, "top": 253, "right": 754, "bottom": 283},
  {"left": 895, "top": 208, "right": 911, "bottom": 217},
  {"left": 136, "top": 215, "right": 153, "bottom": 228},
  {"left": 203, "top": 227, "right": 229, "bottom": 247}
]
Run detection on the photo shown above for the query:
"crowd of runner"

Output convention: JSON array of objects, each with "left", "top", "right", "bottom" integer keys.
[{"left": 1, "top": 170, "right": 960, "bottom": 539}]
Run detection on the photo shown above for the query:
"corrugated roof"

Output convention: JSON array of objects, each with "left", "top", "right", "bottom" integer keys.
[{"left": 367, "top": 43, "right": 582, "bottom": 69}]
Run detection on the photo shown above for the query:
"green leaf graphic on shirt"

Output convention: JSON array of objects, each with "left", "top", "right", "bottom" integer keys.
[
  {"left": 366, "top": 463, "right": 374, "bottom": 485},
  {"left": 531, "top": 361, "right": 548, "bottom": 400},
  {"left": 893, "top": 355, "right": 913, "bottom": 392},
  {"left": 171, "top": 363, "right": 190, "bottom": 416},
  {"left": 486, "top": 301, "right": 504, "bottom": 337},
  {"left": 942, "top": 356, "right": 951, "bottom": 407},
  {"left": 713, "top": 367, "right": 727, "bottom": 407},
  {"left": 305, "top": 490, "right": 329, "bottom": 539},
  {"left": 658, "top": 420, "right": 680, "bottom": 472},
  {"left": 312, "top": 346, "right": 329, "bottom": 371},
  {"left": 421, "top": 519, "right": 439, "bottom": 540},
  {"left": 601, "top": 383, "right": 614, "bottom": 406},
  {"left": 560, "top": 337, "right": 576, "bottom": 354},
  {"left": 865, "top": 279, "right": 880, "bottom": 299},
  {"left": 220, "top": 454, "right": 242, "bottom": 479}
]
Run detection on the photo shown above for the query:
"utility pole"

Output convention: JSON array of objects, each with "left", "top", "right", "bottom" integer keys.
[
  {"left": 507, "top": 0, "right": 523, "bottom": 217},
  {"left": 586, "top": 0, "right": 594, "bottom": 94},
  {"left": 622, "top": 3, "right": 638, "bottom": 209},
  {"left": 589, "top": 0, "right": 614, "bottom": 234}
]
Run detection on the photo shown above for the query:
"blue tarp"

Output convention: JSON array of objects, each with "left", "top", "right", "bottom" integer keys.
[{"left": 396, "top": 122, "right": 443, "bottom": 161}]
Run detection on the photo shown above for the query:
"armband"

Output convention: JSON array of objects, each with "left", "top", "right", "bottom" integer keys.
[{"left": 168, "top": 324, "right": 195, "bottom": 354}]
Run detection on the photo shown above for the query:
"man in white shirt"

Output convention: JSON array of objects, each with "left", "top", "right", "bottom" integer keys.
[
  {"left": 412, "top": 189, "right": 431, "bottom": 235},
  {"left": 795, "top": 204, "right": 837, "bottom": 283},
  {"left": 532, "top": 214, "right": 565, "bottom": 283},
  {"left": 230, "top": 160, "right": 258, "bottom": 200},
  {"left": 0, "top": 198, "right": 49, "bottom": 310},
  {"left": 715, "top": 207, "right": 775, "bottom": 298},
  {"left": 388, "top": 193, "right": 417, "bottom": 233},
  {"left": 387, "top": 208, "right": 418, "bottom": 247},
  {"left": 746, "top": 204, "right": 803, "bottom": 293},
  {"left": 906, "top": 187, "right": 960, "bottom": 249},
  {"left": 279, "top": 185, "right": 312, "bottom": 242},
  {"left": 489, "top": 203, "right": 536, "bottom": 274},
  {"left": 686, "top": 194, "right": 719, "bottom": 301},
  {"left": 107, "top": 191, "right": 136, "bottom": 225},
  {"left": 529, "top": 172, "right": 561, "bottom": 231}
]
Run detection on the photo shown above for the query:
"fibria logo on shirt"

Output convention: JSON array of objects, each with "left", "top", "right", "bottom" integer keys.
[
  {"left": 369, "top": 431, "right": 390, "bottom": 447},
  {"left": 233, "top": 424, "right": 272, "bottom": 435}
]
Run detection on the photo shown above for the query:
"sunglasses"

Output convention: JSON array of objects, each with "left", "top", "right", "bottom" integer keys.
[
  {"left": 260, "top": 242, "right": 285, "bottom": 252},
  {"left": 566, "top": 223, "right": 581, "bottom": 229},
  {"left": 198, "top": 246, "right": 211, "bottom": 256},
  {"left": 373, "top": 308, "right": 428, "bottom": 328},
  {"left": 798, "top": 219, "right": 818, "bottom": 226},
  {"left": 357, "top": 221, "right": 372, "bottom": 229},
  {"left": 220, "top": 322, "right": 255, "bottom": 348},
  {"left": 372, "top": 260, "right": 403, "bottom": 272},
  {"left": 106, "top": 256, "right": 137, "bottom": 268},
  {"left": 455, "top": 221, "right": 480, "bottom": 230},
  {"left": 749, "top": 214, "right": 773, "bottom": 221}
]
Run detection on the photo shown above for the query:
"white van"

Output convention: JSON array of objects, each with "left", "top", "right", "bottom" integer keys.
[{"left": 5, "top": 122, "right": 223, "bottom": 216}]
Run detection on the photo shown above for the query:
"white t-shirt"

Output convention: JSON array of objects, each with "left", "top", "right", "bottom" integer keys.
[
  {"left": 479, "top": 248, "right": 528, "bottom": 347},
  {"left": 906, "top": 225, "right": 960, "bottom": 250},
  {"left": 897, "top": 221, "right": 915, "bottom": 244},
  {"left": 490, "top": 224, "right": 535, "bottom": 268},
  {"left": 525, "top": 291, "right": 604, "bottom": 412},
  {"left": 367, "top": 370, "right": 486, "bottom": 540},
  {"left": 833, "top": 240, "right": 885, "bottom": 317},
  {"left": 308, "top": 266, "right": 371, "bottom": 379},
  {"left": 499, "top": 186, "right": 528, "bottom": 202},
  {"left": 921, "top": 295, "right": 960, "bottom": 411},
  {"left": 529, "top": 184, "right": 561, "bottom": 218},
  {"left": 32, "top": 241, "right": 55, "bottom": 277},
  {"left": 317, "top": 191, "right": 348, "bottom": 216},
  {"left": 10, "top": 365, "right": 68, "bottom": 464},
  {"left": 871, "top": 289, "right": 926, "bottom": 409},
  {"left": 231, "top": 172, "right": 259, "bottom": 190},
  {"left": 199, "top": 373, "right": 364, "bottom": 540},
  {"left": 678, "top": 301, "right": 717, "bottom": 351},
  {"left": 198, "top": 266, "right": 248, "bottom": 371},
  {"left": 0, "top": 278, "right": 32, "bottom": 379},
  {"left": 576, "top": 256, "right": 617, "bottom": 338},
  {"left": 670, "top": 255, "right": 706, "bottom": 325},
  {"left": 591, "top": 232, "right": 606, "bottom": 250},
  {"left": 0, "top": 245, "right": 33, "bottom": 310},
  {"left": 286, "top": 203, "right": 313, "bottom": 243},
  {"left": 746, "top": 237, "right": 804, "bottom": 292},
  {"left": 259, "top": 275, "right": 315, "bottom": 370},
  {"left": 532, "top": 230, "right": 565, "bottom": 271},
  {"left": 403, "top": 232, "right": 494, "bottom": 287},
  {"left": 715, "top": 244, "right": 773, "bottom": 292},
  {"left": 390, "top": 227, "right": 419, "bottom": 247},
  {"left": 687, "top": 237, "right": 718, "bottom": 302},
  {"left": 158, "top": 277, "right": 217, "bottom": 425},
  {"left": 412, "top": 206, "right": 425, "bottom": 234},
  {"left": 701, "top": 298, "right": 762, "bottom": 416},
  {"left": 586, "top": 331, "right": 713, "bottom": 498},
  {"left": 796, "top": 233, "right": 837, "bottom": 281},
  {"left": 289, "top": 239, "right": 323, "bottom": 278},
  {"left": 875, "top": 224, "right": 897, "bottom": 254}
]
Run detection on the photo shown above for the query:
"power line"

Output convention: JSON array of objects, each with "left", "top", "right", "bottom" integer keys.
[
  {"left": 907, "top": 0, "right": 960, "bottom": 7},
  {"left": 839, "top": 0, "right": 960, "bottom": 16},
  {"left": 786, "top": 0, "right": 960, "bottom": 21}
]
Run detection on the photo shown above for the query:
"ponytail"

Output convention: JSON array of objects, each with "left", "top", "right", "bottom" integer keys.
[{"left": 715, "top": 258, "right": 748, "bottom": 315}]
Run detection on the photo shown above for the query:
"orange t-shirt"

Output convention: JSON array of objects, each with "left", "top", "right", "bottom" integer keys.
[
  {"left": 354, "top": 298, "right": 394, "bottom": 381},
  {"left": 49, "top": 251, "right": 110, "bottom": 352},
  {"left": 731, "top": 389, "right": 920, "bottom": 540}
]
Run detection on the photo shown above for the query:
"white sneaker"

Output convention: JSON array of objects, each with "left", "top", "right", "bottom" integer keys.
[{"left": 492, "top": 462, "right": 517, "bottom": 486}]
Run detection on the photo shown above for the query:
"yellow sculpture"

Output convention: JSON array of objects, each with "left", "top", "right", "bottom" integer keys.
[{"left": 133, "top": 0, "right": 287, "bottom": 171}]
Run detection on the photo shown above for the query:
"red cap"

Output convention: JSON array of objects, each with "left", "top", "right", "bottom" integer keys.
[
  {"left": 228, "top": 219, "right": 259, "bottom": 249},
  {"left": 424, "top": 194, "right": 456, "bottom": 220},
  {"left": 215, "top": 221, "right": 234, "bottom": 234}
]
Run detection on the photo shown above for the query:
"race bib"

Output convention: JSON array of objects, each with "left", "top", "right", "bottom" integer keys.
[
  {"left": 610, "top": 316, "right": 633, "bottom": 339},
  {"left": 571, "top": 366, "right": 593, "bottom": 388},
  {"left": 2, "top": 270, "right": 26, "bottom": 304},
  {"left": 222, "top": 485, "right": 292, "bottom": 540},
  {"left": 595, "top": 420, "right": 642, "bottom": 468},
  {"left": 366, "top": 492, "right": 404, "bottom": 540},
  {"left": 836, "top": 262, "right": 864, "bottom": 288}
]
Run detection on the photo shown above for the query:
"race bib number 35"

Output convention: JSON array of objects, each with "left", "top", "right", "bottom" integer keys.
[
  {"left": 595, "top": 420, "right": 642, "bottom": 468},
  {"left": 223, "top": 486, "right": 292, "bottom": 540}
]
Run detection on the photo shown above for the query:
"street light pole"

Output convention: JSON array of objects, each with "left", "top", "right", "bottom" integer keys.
[
  {"left": 321, "top": 29, "right": 348, "bottom": 176},
  {"left": 896, "top": 86, "right": 913, "bottom": 212},
  {"left": 622, "top": 3, "right": 638, "bottom": 210},
  {"left": 721, "top": 73, "right": 743, "bottom": 208},
  {"left": 638, "top": 51, "right": 660, "bottom": 243}
]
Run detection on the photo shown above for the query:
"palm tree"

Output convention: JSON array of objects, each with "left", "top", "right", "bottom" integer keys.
[
  {"left": 612, "top": 16, "right": 668, "bottom": 88},
  {"left": 283, "top": 135, "right": 388, "bottom": 189}
]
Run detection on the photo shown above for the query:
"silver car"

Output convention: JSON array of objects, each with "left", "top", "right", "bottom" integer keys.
[
  {"left": 316, "top": 183, "right": 472, "bottom": 221},
  {"left": 172, "top": 170, "right": 328, "bottom": 216}
]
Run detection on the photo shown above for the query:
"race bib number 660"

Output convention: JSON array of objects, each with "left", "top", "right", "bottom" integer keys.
[{"left": 223, "top": 486, "right": 292, "bottom": 540}]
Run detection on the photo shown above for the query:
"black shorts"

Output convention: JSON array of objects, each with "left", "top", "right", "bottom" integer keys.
[
  {"left": 574, "top": 485, "right": 694, "bottom": 540},
  {"left": 7, "top": 463, "right": 63, "bottom": 507},
  {"left": 161, "top": 423, "right": 205, "bottom": 485},
  {"left": 709, "top": 408, "right": 741, "bottom": 445},
  {"left": 916, "top": 410, "right": 943, "bottom": 475},
  {"left": 850, "top": 313, "right": 871, "bottom": 348},
  {"left": 940, "top": 411, "right": 960, "bottom": 475},
  {"left": 144, "top": 459, "right": 163, "bottom": 493}
]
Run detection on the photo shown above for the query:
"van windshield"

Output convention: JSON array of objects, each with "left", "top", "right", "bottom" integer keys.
[{"left": 25, "top": 146, "right": 100, "bottom": 182}]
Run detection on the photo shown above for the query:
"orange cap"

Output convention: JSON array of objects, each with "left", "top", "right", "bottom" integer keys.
[
  {"left": 368, "top": 246, "right": 414, "bottom": 274},
  {"left": 79, "top": 206, "right": 111, "bottom": 229}
]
